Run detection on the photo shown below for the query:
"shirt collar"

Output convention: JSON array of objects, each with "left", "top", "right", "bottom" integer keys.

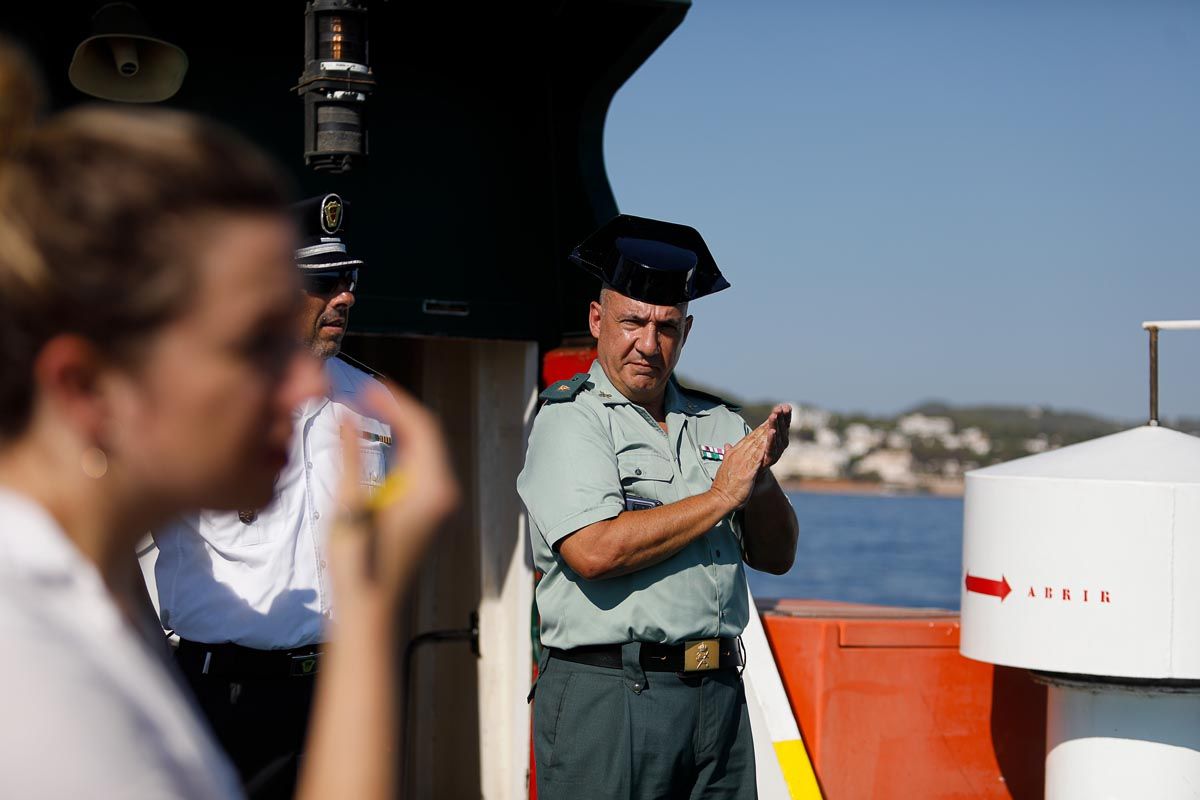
[
  {"left": 0, "top": 488, "right": 89, "bottom": 580},
  {"left": 0, "top": 489, "right": 122, "bottom": 636},
  {"left": 585, "top": 360, "right": 713, "bottom": 416},
  {"left": 297, "top": 357, "right": 342, "bottom": 419},
  {"left": 585, "top": 359, "right": 624, "bottom": 404}
]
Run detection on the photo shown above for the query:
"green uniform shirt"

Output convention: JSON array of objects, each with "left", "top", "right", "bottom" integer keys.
[{"left": 518, "top": 360, "right": 752, "bottom": 649}]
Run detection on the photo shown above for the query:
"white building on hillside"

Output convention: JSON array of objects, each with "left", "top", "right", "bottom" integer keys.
[
  {"left": 844, "top": 423, "right": 883, "bottom": 457},
  {"left": 958, "top": 427, "right": 991, "bottom": 456},
  {"left": 898, "top": 413, "right": 954, "bottom": 439},
  {"left": 936, "top": 426, "right": 991, "bottom": 456},
  {"left": 773, "top": 441, "right": 848, "bottom": 481},
  {"left": 1024, "top": 435, "right": 1050, "bottom": 454},
  {"left": 853, "top": 449, "right": 917, "bottom": 487},
  {"left": 790, "top": 405, "right": 831, "bottom": 432},
  {"left": 814, "top": 427, "right": 841, "bottom": 448}
]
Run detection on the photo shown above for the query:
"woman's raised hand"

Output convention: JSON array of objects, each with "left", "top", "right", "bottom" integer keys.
[{"left": 328, "top": 382, "right": 460, "bottom": 609}]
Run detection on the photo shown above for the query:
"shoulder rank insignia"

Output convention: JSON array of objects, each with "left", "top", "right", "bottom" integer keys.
[
  {"left": 336, "top": 352, "right": 389, "bottom": 382},
  {"left": 675, "top": 382, "right": 742, "bottom": 413},
  {"left": 539, "top": 372, "right": 590, "bottom": 402}
]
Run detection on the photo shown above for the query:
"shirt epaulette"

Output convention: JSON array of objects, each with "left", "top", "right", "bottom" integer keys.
[
  {"left": 336, "top": 352, "right": 388, "bottom": 382},
  {"left": 675, "top": 382, "right": 742, "bottom": 413},
  {"left": 539, "top": 372, "right": 590, "bottom": 402}
]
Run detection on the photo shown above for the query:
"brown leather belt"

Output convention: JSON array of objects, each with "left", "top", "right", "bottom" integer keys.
[
  {"left": 176, "top": 639, "right": 325, "bottom": 679},
  {"left": 549, "top": 637, "right": 742, "bottom": 672}
]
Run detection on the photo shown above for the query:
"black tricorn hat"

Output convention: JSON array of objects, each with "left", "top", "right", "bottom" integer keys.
[
  {"left": 291, "top": 193, "right": 364, "bottom": 271},
  {"left": 569, "top": 214, "right": 730, "bottom": 305}
]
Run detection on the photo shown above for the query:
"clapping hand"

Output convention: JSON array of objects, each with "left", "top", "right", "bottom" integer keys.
[
  {"left": 760, "top": 404, "right": 791, "bottom": 468},
  {"left": 709, "top": 404, "right": 791, "bottom": 511}
]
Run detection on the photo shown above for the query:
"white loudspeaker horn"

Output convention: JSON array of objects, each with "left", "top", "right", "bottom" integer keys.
[{"left": 68, "top": 2, "right": 187, "bottom": 103}]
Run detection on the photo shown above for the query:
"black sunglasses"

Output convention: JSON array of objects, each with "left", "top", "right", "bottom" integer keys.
[{"left": 302, "top": 268, "right": 358, "bottom": 296}]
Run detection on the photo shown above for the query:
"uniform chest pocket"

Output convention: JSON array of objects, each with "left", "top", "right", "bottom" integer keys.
[
  {"left": 617, "top": 453, "right": 675, "bottom": 505},
  {"left": 359, "top": 443, "right": 387, "bottom": 489}
]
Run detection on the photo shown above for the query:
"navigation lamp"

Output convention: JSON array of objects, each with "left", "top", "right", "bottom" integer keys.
[
  {"left": 68, "top": 3, "right": 188, "bottom": 103},
  {"left": 295, "top": 0, "right": 376, "bottom": 173}
]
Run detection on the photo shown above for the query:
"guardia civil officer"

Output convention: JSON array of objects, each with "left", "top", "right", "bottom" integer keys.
[
  {"left": 144, "top": 194, "right": 391, "bottom": 799},
  {"left": 518, "top": 215, "right": 800, "bottom": 798}
]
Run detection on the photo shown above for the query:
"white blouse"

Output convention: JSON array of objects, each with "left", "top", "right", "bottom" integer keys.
[{"left": 0, "top": 488, "right": 244, "bottom": 799}]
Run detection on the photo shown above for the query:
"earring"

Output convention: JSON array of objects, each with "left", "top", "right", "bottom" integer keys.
[{"left": 81, "top": 447, "right": 108, "bottom": 479}]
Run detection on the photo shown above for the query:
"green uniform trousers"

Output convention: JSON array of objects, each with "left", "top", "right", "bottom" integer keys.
[{"left": 533, "top": 643, "right": 757, "bottom": 799}]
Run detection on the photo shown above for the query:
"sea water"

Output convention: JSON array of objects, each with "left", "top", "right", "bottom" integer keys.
[{"left": 746, "top": 492, "right": 964, "bottom": 610}]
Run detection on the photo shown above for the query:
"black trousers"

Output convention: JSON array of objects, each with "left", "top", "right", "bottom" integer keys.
[{"left": 175, "top": 645, "right": 317, "bottom": 800}]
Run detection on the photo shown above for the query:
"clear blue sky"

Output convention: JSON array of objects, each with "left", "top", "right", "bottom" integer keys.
[{"left": 605, "top": 1, "right": 1200, "bottom": 421}]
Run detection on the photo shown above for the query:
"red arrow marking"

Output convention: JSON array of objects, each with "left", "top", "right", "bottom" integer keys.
[{"left": 965, "top": 573, "right": 1012, "bottom": 601}]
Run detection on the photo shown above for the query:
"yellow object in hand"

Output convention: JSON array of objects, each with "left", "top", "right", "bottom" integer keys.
[{"left": 368, "top": 470, "right": 410, "bottom": 512}]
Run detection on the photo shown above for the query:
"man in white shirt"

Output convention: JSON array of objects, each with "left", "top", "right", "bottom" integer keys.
[{"left": 145, "top": 194, "right": 390, "bottom": 798}]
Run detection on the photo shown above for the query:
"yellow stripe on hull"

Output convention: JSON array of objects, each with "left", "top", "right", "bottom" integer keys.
[{"left": 773, "top": 739, "right": 822, "bottom": 800}]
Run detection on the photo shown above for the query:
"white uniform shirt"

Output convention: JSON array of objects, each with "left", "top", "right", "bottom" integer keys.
[
  {"left": 0, "top": 488, "right": 244, "bottom": 800},
  {"left": 151, "top": 357, "right": 390, "bottom": 649}
]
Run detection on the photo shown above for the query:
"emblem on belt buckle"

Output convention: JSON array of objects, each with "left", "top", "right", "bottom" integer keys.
[
  {"left": 684, "top": 638, "right": 719, "bottom": 672},
  {"left": 290, "top": 653, "right": 320, "bottom": 677}
]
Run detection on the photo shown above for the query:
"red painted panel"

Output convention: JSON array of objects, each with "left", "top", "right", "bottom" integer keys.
[
  {"left": 761, "top": 599, "right": 1046, "bottom": 800},
  {"left": 541, "top": 346, "right": 597, "bottom": 388}
]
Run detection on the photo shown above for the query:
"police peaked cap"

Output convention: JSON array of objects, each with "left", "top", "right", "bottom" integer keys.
[
  {"left": 569, "top": 214, "right": 730, "bottom": 305},
  {"left": 291, "top": 193, "right": 364, "bottom": 271}
]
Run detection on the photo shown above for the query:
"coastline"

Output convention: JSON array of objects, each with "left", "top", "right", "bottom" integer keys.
[{"left": 779, "top": 477, "right": 964, "bottom": 498}]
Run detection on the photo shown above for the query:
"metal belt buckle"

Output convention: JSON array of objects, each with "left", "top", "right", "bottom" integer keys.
[
  {"left": 290, "top": 653, "right": 320, "bottom": 677},
  {"left": 684, "top": 638, "right": 720, "bottom": 672}
]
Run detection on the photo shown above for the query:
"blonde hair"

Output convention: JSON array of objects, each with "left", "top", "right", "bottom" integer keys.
[
  {"left": 0, "top": 47, "right": 290, "bottom": 439},
  {"left": 0, "top": 40, "right": 42, "bottom": 162}
]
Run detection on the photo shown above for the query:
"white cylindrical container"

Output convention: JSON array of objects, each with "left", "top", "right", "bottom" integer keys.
[
  {"left": 1043, "top": 677, "right": 1200, "bottom": 800},
  {"left": 961, "top": 426, "right": 1200, "bottom": 678},
  {"left": 961, "top": 424, "right": 1200, "bottom": 799}
]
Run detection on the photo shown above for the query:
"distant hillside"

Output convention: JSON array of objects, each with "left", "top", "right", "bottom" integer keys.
[
  {"left": 907, "top": 401, "right": 1120, "bottom": 446},
  {"left": 1175, "top": 417, "right": 1200, "bottom": 436},
  {"left": 895, "top": 402, "right": 1120, "bottom": 462},
  {"left": 676, "top": 375, "right": 1200, "bottom": 451}
]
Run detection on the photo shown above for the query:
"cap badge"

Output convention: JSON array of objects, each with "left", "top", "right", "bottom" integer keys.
[
  {"left": 320, "top": 194, "right": 343, "bottom": 234},
  {"left": 238, "top": 509, "right": 258, "bottom": 524}
]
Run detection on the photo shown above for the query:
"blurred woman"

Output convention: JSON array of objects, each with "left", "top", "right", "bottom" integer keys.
[{"left": 0, "top": 71, "right": 457, "bottom": 799}]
